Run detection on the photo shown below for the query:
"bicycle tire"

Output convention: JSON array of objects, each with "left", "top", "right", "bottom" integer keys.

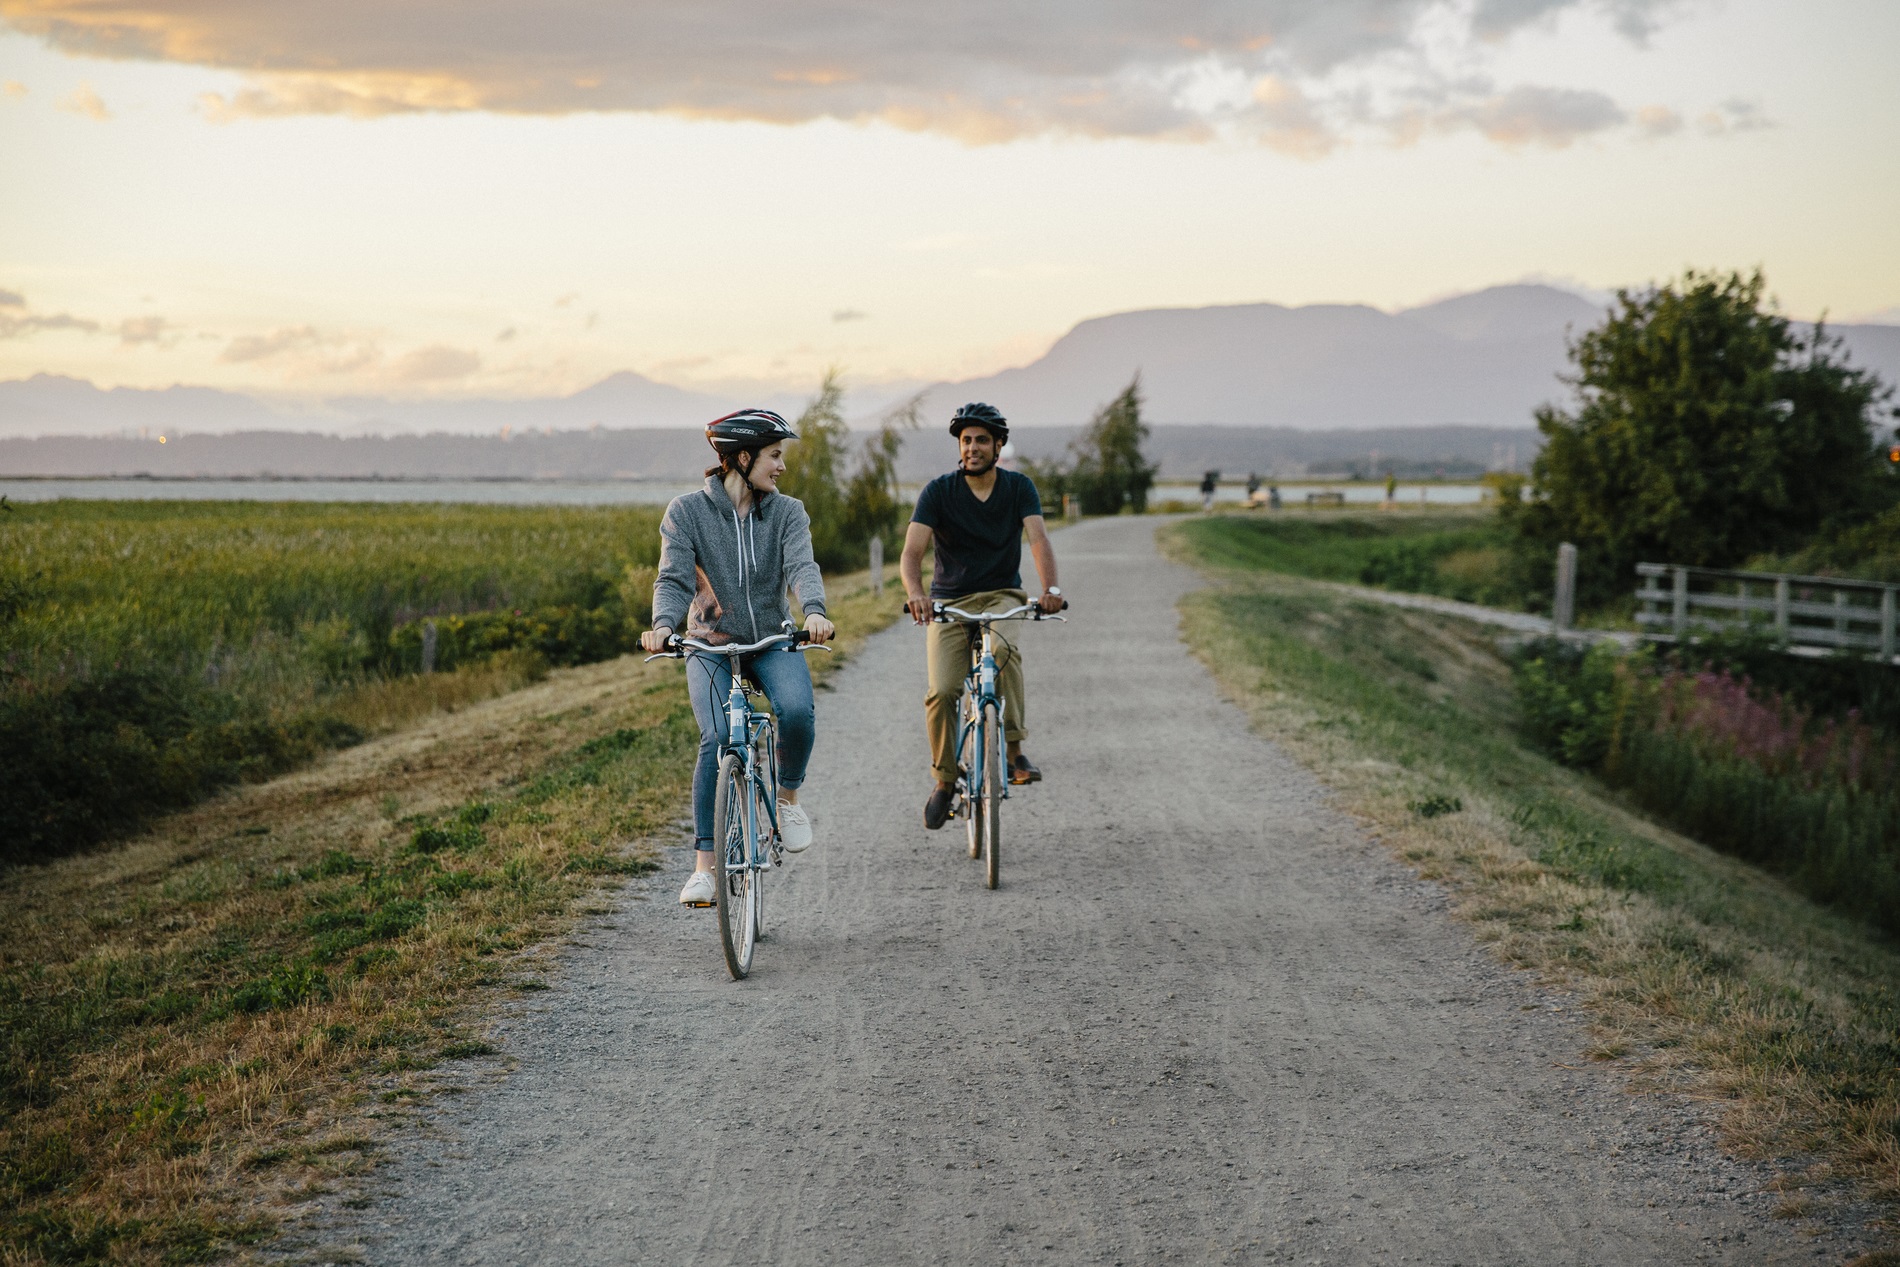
[
  {"left": 981, "top": 701, "right": 1003, "bottom": 889},
  {"left": 962, "top": 695, "right": 982, "bottom": 861},
  {"left": 712, "top": 753, "right": 757, "bottom": 979},
  {"left": 751, "top": 757, "right": 775, "bottom": 941}
]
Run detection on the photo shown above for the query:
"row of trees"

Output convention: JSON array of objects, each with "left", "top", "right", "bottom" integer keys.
[{"left": 1505, "top": 269, "right": 1898, "bottom": 607}]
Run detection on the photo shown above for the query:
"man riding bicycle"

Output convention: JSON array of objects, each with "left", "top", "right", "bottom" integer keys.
[{"left": 900, "top": 402, "right": 1064, "bottom": 831}]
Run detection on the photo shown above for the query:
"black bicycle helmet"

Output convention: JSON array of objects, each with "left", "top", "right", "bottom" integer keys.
[
  {"left": 706, "top": 408, "right": 797, "bottom": 454},
  {"left": 949, "top": 401, "right": 1008, "bottom": 443}
]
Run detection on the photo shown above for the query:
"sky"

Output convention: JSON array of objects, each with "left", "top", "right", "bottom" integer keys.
[{"left": 1, "top": 0, "right": 1897, "bottom": 405}]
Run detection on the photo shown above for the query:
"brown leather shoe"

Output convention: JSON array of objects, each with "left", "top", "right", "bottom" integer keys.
[
  {"left": 1009, "top": 754, "right": 1042, "bottom": 785},
  {"left": 923, "top": 785, "right": 955, "bottom": 830}
]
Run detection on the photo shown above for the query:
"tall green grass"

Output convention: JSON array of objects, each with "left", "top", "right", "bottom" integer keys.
[
  {"left": 1177, "top": 512, "right": 1528, "bottom": 608},
  {"left": 1515, "top": 640, "right": 1900, "bottom": 934},
  {"left": 2, "top": 501, "right": 663, "bottom": 863}
]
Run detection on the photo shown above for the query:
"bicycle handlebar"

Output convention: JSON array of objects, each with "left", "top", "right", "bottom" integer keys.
[
  {"left": 902, "top": 600, "right": 1069, "bottom": 623},
  {"left": 642, "top": 625, "right": 831, "bottom": 663}
]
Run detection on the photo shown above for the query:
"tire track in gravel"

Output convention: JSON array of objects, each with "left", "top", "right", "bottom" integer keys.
[{"left": 331, "top": 514, "right": 1841, "bottom": 1266}]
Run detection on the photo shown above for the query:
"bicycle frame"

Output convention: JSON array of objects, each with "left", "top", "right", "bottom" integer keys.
[
  {"left": 646, "top": 626, "right": 827, "bottom": 872},
  {"left": 930, "top": 601, "right": 1066, "bottom": 814}
]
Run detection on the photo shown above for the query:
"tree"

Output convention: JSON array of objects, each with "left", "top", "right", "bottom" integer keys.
[
  {"left": 839, "top": 393, "right": 921, "bottom": 558},
  {"left": 1066, "top": 375, "right": 1159, "bottom": 515},
  {"left": 779, "top": 370, "right": 921, "bottom": 571},
  {"left": 1512, "top": 270, "right": 1893, "bottom": 608},
  {"left": 778, "top": 370, "right": 850, "bottom": 567}
]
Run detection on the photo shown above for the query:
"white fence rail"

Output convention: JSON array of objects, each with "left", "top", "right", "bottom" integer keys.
[{"left": 1635, "top": 563, "right": 1899, "bottom": 662}]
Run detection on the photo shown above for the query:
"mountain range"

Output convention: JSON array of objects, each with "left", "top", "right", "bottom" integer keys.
[{"left": 3, "top": 284, "right": 1896, "bottom": 462}]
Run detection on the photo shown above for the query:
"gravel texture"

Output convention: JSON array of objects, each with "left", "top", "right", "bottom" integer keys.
[{"left": 303, "top": 514, "right": 1873, "bottom": 1266}]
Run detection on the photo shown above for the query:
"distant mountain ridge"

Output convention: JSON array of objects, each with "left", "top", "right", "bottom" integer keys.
[{"left": 4, "top": 285, "right": 1897, "bottom": 445}]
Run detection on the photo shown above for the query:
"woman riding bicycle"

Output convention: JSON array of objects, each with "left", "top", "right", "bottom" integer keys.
[{"left": 640, "top": 409, "right": 835, "bottom": 907}]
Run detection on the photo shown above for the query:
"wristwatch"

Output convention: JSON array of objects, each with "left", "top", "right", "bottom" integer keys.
[{"left": 1044, "top": 587, "right": 1062, "bottom": 598}]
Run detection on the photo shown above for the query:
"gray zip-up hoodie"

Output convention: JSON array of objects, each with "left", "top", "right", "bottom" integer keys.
[{"left": 651, "top": 476, "right": 827, "bottom": 643}]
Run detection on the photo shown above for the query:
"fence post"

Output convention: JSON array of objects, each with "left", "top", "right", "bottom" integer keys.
[
  {"left": 1834, "top": 589, "right": 1849, "bottom": 648},
  {"left": 868, "top": 535, "right": 883, "bottom": 593},
  {"left": 1063, "top": 493, "right": 1078, "bottom": 522},
  {"left": 421, "top": 620, "right": 438, "bottom": 674},
  {"left": 1672, "top": 566, "right": 1688, "bottom": 639},
  {"left": 1883, "top": 586, "right": 1896, "bottom": 662},
  {"left": 1774, "top": 577, "right": 1790, "bottom": 646},
  {"left": 1553, "top": 543, "right": 1577, "bottom": 633}
]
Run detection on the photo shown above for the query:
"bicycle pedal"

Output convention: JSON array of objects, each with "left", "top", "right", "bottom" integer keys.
[{"left": 684, "top": 900, "right": 715, "bottom": 908}]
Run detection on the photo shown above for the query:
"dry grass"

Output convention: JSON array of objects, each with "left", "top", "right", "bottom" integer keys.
[
  {"left": 1166, "top": 542, "right": 1899, "bottom": 1241},
  {"left": 0, "top": 571, "right": 901, "bottom": 1266}
]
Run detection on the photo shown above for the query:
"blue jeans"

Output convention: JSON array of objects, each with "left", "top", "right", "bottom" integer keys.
[{"left": 685, "top": 647, "right": 815, "bottom": 850}]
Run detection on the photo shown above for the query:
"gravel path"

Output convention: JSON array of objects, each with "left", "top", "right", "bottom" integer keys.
[{"left": 333, "top": 515, "right": 1849, "bottom": 1266}]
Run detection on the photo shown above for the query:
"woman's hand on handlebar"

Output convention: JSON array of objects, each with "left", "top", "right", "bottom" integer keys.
[
  {"left": 803, "top": 613, "right": 836, "bottom": 645},
  {"left": 639, "top": 626, "right": 675, "bottom": 654}
]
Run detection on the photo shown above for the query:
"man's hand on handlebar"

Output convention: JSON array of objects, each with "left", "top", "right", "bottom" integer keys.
[
  {"left": 804, "top": 613, "right": 836, "bottom": 645},
  {"left": 639, "top": 626, "right": 675, "bottom": 654},
  {"left": 1037, "top": 589, "right": 1065, "bottom": 615},
  {"left": 905, "top": 592, "right": 932, "bottom": 626}
]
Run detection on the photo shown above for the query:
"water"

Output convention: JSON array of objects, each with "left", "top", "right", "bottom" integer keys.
[
  {"left": 1157, "top": 482, "right": 1489, "bottom": 506},
  {"left": 0, "top": 478, "right": 699, "bottom": 505}
]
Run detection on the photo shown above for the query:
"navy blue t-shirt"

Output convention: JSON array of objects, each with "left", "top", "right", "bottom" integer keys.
[{"left": 911, "top": 468, "right": 1044, "bottom": 599}]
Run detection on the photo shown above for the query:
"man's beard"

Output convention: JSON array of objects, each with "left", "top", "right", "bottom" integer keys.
[{"left": 960, "top": 452, "right": 996, "bottom": 475}]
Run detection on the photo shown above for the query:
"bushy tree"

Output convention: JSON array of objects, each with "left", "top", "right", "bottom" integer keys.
[
  {"left": 1512, "top": 270, "right": 1893, "bottom": 607},
  {"left": 779, "top": 371, "right": 920, "bottom": 571},
  {"left": 1037, "top": 375, "right": 1158, "bottom": 515}
]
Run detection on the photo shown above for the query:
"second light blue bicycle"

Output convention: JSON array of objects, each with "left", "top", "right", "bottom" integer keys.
[{"left": 927, "top": 600, "right": 1066, "bottom": 890}]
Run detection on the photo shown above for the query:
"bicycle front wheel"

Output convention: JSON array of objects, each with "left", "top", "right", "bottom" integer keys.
[
  {"left": 712, "top": 753, "right": 758, "bottom": 979},
  {"left": 980, "top": 701, "right": 1003, "bottom": 889},
  {"left": 962, "top": 695, "right": 982, "bottom": 861}
]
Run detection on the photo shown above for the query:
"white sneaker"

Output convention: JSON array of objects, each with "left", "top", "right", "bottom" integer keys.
[
  {"left": 778, "top": 801, "right": 813, "bottom": 853},
  {"left": 678, "top": 869, "right": 716, "bottom": 906}
]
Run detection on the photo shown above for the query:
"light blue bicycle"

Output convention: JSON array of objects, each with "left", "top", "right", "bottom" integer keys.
[
  {"left": 927, "top": 600, "right": 1066, "bottom": 890},
  {"left": 648, "top": 623, "right": 827, "bottom": 979}
]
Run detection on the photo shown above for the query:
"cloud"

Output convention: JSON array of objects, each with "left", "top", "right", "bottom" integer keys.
[
  {"left": 387, "top": 345, "right": 481, "bottom": 383},
  {"left": 219, "top": 325, "right": 323, "bottom": 363},
  {"left": 0, "top": 288, "right": 23, "bottom": 308},
  {"left": 1635, "top": 104, "right": 1681, "bottom": 138},
  {"left": 832, "top": 310, "right": 868, "bottom": 323},
  {"left": 1700, "top": 97, "right": 1774, "bottom": 135},
  {"left": 58, "top": 82, "right": 110, "bottom": 119},
  {"left": 3, "top": 80, "right": 25, "bottom": 98},
  {"left": 1456, "top": 85, "right": 1625, "bottom": 147},
  {"left": 118, "top": 314, "right": 178, "bottom": 345},
  {"left": 0, "top": 310, "right": 102, "bottom": 338},
  {"left": 495, "top": 326, "right": 516, "bottom": 342},
  {"left": 6, "top": 0, "right": 1682, "bottom": 152}
]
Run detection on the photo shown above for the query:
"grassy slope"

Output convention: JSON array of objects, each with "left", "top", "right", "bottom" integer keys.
[
  {"left": 1164, "top": 521, "right": 1899, "bottom": 1232},
  {"left": 0, "top": 568, "right": 901, "bottom": 1266}
]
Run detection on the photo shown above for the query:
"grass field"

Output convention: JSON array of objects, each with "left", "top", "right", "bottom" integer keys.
[
  {"left": 0, "top": 525, "right": 900, "bottom": 1266},
  {"left": 2, "top": 501, "right": 666, "bottom": 862},
  {"left": 1166, "top": 518, "right": 1900, "bottom": 1236},
  {"left": 1176, "top": 507, "right": 1531, "bottom": 609}
]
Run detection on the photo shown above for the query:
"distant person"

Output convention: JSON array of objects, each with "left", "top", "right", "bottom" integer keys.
[
  {"left": 1268, "top": 483, "right": 1282, "bottom": 511},
  {"left": 1383, "top": 472, "right": 1398, "bottom": 507},
  {"left": 1200, "top": 470, "right": 1219, "bottom": 512},
  {"left": 642, "top": 409, "right": 835, "bottom": 908},
  {"left": 900, "top": 402, "right": 1064, "bottom": 829},
  {"left": 1246, "top": 471, "right": 1261, "bottom": 502}
]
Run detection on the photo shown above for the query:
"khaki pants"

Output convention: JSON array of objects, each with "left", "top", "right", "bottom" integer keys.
[{"left": 925, "top": 588, "right": 1027, "bottom": 783}]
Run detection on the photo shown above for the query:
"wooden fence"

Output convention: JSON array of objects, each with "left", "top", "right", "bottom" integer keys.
[{"left": 1635, "top": 563, "right": 1899, "bottom": 662}]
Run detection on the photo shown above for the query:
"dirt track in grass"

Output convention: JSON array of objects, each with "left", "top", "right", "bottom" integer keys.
[{"left": 308, "top": 515, "right": 1865, "bottom": 1266}]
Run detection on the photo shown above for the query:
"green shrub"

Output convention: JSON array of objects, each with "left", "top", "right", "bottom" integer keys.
[{"left": 1513, "top": 640, "right": 1900, "bottom": 932}]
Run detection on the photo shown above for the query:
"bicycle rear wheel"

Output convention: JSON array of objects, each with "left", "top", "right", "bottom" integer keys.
[
  {"left": 980, "top": 701, "right": 1003, "bottom": 889},
  {"left": 712, "top": 753, "right": 757, "bottom": 979}
]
